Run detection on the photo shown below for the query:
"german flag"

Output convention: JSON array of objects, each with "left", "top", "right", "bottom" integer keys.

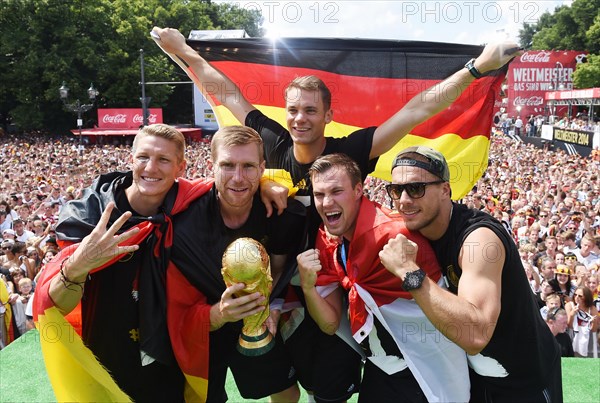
[
  {"left": 1, "top": 278, "right": 13, "bottom": 345},
  {"left": 179, "top": 37, "right": 505, "bottom": 199},
  {"left": 33, "top": 178, "right": 213, "bottom": 402}
]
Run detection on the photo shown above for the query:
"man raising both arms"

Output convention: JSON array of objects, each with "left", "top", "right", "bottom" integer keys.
[{"left": 151, "top": 27, "right": 520, "bottom": 225}]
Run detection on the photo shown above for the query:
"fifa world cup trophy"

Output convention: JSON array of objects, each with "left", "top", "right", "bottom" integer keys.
[{"left": 222, "top": 237, "right": 274, "bottom": 356}]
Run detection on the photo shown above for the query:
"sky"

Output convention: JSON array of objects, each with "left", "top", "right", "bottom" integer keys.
[{"left": 216, "top": 0, "right": 572, "bottom": 44}]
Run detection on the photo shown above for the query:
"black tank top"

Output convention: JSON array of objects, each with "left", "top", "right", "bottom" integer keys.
[{"left": 431, "top": 203, "right": 560, "bottom": 392}]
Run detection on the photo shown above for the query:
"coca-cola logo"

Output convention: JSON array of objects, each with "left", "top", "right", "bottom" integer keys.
[
  {"left": 102, "top": 114, "right": 128, "bottom": 124},
  {"left": 133, "top": 113, "right": 158, "bottom": 124},
  {"left": 513, "top": 96, "right": 544, "bottom": 106},
  {"left": 519, "top": 51, "right": 551, "bottom": 63}
]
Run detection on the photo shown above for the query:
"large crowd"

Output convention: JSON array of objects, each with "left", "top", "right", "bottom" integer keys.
[{"left": 1, "top": 127, "right": 599, "bottom": 354}]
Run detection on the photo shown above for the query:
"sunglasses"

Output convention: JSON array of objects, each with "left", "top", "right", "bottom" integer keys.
[
  {"left": 546, "top": 308, "right": 563, "bottom": 321},
  {"left": 386, "top": 181, "right": 445, "bottom": 200},
  {"left": 539, "top": 214, "right": 548, "bottom": 218},
  {"left": 565, "top": 256, "right": 577, "bottom": 261}
]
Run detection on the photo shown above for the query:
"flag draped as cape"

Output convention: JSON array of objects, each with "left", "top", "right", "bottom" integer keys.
[
  {"left": 315, "top": 196, "right": 441, "bottom": 338},
  {"left": 314, "top": 197, "right": 470, "bottom": 401},
  {"left": 166, "top": 189, "right": 307, "bottom": 402},
  {"left": 34, "top": 172, "right": 213, "bottom": 402},
  {"left": 176, "top": 37, "right": 506, "bottom": 199}
]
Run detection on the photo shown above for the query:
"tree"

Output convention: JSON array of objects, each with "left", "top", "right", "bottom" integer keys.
[
  {"left": 0, "top": 0, "right": 263, "bottom": 133},
  {"left": 573, "top": 54, "right": 600, "bottom": 88},
  {"left": 517, "top": 0, "right": 600, "bottom": 90},
  {"left": 571, "top": 0, "right": 600, "bottom": 54},
  {"left": 518, "top": 23, "right": 537, "bottom": 49},
  {"left": 519, "top": 0, "right": 600, "bottom": 52},
  {"left": 532, "top": 5, "right": 582, "bottom": 51}
]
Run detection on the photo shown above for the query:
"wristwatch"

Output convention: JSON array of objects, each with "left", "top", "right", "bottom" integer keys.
[
  {"left": 402, "top": 268, "right": 426, "bottom": 291},
  {"left": 465, "top": 58, "right": 483, "bottom": 79}
]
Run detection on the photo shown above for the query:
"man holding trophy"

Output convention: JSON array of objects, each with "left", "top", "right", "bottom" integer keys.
[{"left": 167, "top": 126, "right": 306, "bottom": 402}]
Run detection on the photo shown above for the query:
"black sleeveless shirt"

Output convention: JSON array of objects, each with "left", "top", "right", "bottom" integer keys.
[{"left": 430, "top": 203, "right": 560, "bottom": 393}]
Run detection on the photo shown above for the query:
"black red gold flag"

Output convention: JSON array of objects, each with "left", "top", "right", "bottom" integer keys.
[{"left": 184, "top": 37, "right": 505, "bottom": 198}]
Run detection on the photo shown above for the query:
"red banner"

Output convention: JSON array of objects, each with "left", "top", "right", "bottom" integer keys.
[
  {"left": 507, "top": 50, "right": 586, "bottom": 118},
  {"left": 97, "top": 108, "right": 163, "bottom": 129}
]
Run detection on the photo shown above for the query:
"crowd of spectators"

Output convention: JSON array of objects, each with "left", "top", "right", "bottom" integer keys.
[
  {"left": 499, "top": 113, "right": 600, "bottom": 138},
  {"left": 1, "top": 128, "right": 599, "bottom": 356}
]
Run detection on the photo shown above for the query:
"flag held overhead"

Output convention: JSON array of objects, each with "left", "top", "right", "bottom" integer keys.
[{"left": 154, "top": 31, "right": 508, "bottom": 199}]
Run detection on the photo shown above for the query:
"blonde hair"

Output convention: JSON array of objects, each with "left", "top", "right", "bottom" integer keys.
[
  {"left": 285, "top": 75, "right": 332, "bottom": 111},
  {"left": 210, "top": 126, "right": 264, "bottom": 162},
  {"left": 132, "top": 124, "right": 186, "bottom": 162}
]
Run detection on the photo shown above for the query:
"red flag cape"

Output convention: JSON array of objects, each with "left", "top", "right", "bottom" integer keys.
[
  {"left": 315, "top": 197, "right": 441, "bottom": 337},
  {"left": 182, "top": 37, "right": 505, "bottom": 199},
  {"left": 33, "top": 178, "right": 213, "bottom": 402}
]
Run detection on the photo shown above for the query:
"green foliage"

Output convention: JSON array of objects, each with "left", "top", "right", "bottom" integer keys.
[
  {"left": 0, "top": 0, "right": 263, "bottom": 132},
  {"left": 573, "top": 54, "right": 600, "bottom": 88},
  {"left": 517, "top": 0, "right": 600, "bottom": 90},
  {"left": 519, "top": 0, "right": 600, "bottom": 52},
  {"left": 532, "top": 5, "right": 583, "bottom": 51},
  {"left": 518, "top": 23, "right": 537, "bottom": 49}
]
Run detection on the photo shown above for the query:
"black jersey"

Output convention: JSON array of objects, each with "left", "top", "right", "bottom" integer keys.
[
  {"left": 430, "top": 203, "right": 561, "bottom": 394},
  {"left": 246, "top": 109, "right": 378, "bottom": 242},
  {"left": 81, "top": 188, "right": 184, "bottom": 401},
  {"left": 555, "top": 332, "right": 574, "bottom": 357},
  {"left": 170, "top": 185, "right": 306, "bottom": 305},
  {"left": 246, "top": 110, "right": 377, "bottom": 193}
]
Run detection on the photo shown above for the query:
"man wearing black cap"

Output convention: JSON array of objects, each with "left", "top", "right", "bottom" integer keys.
[{"left": 380, "top": 146, "right": 562, "bottom": 402}]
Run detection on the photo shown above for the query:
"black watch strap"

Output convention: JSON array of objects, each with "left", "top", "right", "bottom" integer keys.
[
  {"left": 402, "top": 268, "right": 426, "bottom": 291},
  {"left": 465, "top": 58, "right": 483, "bottom": 79}
]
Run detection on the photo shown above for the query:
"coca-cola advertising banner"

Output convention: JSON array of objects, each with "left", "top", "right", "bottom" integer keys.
[
  {"left": 507, "top": 50, "right": 587, "bottom": 118},
  {"left": 98, "top": 108, "right": 163, "bottom": 129}
]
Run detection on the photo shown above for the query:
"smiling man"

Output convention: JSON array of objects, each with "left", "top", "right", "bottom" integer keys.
[
  {"left": 298, "top": 153, "right": 469, "bottom": 402},
  {"left": 153, "top": 29, "right": 520, "bottom": 400},
  {"left": 379, "top": 146, "right": 562, "bottom": 402},
  {"left": 152, "top": 27, "right": 519, "bottom": 223},
  {"left": 36, "top": 124, "right": 212, "bottom": 401},
  {"left": 166, "top": 126, "right": 305, "bottom": 402}
]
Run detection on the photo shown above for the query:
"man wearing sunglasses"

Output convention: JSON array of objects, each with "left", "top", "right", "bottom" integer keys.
[
  {"left": 380, "top": 146, "right": 562, "bottom": 402},
  {"left": 299, "top": 153, "right": 469, "bottom": 402}
]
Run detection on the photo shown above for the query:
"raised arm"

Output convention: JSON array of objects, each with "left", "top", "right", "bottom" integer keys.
[
  {"left": 370, "top": 42, "right": 522, "bottom": 159},
  {"left": 380, "top": 227, "right": 504, "bottom": 355},
  {"left": 151, "top": 27, "right": 256, "bottom": 125}
]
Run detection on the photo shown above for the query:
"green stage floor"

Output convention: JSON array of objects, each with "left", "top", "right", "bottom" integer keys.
[{"left": 1, "top": 330, "right": 598, "bottom": 402}]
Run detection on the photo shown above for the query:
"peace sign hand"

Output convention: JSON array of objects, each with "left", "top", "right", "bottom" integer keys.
[{"left": 62, "top": 202, "right": 141, "bottom": 281}]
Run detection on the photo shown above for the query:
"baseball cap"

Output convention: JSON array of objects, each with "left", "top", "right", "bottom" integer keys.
[
  {"left": 391, "top": 146, "right": 450, "bottom": 182},
  {"left": 2, "top": 228, "right": 15, "bottom": 236},
  {"left": 1, "top": 239, "right": 14, "bottom": 248}
]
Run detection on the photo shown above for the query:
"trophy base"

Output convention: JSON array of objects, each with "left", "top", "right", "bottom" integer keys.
[{"left": 237, "top": 328, "right": 275, "bottom": 357}]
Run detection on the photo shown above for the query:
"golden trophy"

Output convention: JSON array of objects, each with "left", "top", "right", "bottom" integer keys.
[{"left": 222, "top": 237, "right": 274, "bottom": 356}]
